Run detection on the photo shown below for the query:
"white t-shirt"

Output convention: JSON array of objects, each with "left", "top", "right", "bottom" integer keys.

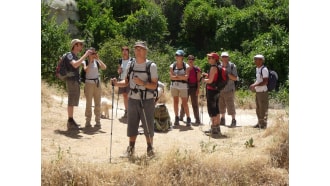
[
  {"left": 170, "top": 62, "right": 190, "bottom": 89},
  {"left": 125, "top": 60, "right": 158, "bottom": 100},
  {"left": 255, "top": 65, "right": 269, "bottom": 92},
  {"left": 119, "top": 58, "right": 131, "bottom": 80},
  {"left": 82, "top": 59, "right": 99, "bottom": 83}
]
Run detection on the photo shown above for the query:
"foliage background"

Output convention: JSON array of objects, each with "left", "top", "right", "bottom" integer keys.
[{"left": 41, "top": 0, "right": 289, "bottom": 105}]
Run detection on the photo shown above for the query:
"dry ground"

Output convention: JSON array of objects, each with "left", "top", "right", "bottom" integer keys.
[{"left": 41, "top": 83, "right": 288, "bottom": 165}]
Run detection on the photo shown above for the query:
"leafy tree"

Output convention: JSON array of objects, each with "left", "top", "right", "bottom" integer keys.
[
  {"left": 121, "top": 2, "right": 168, "bottom": 46},
  {"left": 97, "top": 35, "right": 130, "bottom": 84},
  {"left": 180, "top": 0, "right": 218, "bottom": 50},
  {"left": 158, "top": 0, "right": 189, "bottom": 44},
  {"left": 76, "top": 0, "right": 120, "bottom": 49},
  {"left": 41, "top": 0, "right": 71, "bottom": 87}
]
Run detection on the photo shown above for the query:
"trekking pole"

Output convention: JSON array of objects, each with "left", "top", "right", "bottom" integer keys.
[
  {"left": 140, "top": 92, "right": 152, "bottom": 145},
  {"left": 110, "top": 80, "right": 115, "bottom": 163}
]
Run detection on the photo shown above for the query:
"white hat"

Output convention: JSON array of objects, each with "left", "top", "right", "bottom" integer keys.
[
  {"left": 71, "top": 39, "right": 84, "bottom": 49},
  {"left": 254, "top": 54, "right": 265, "bottom": 61},
  {"left": 221, "top": 52, "right": 229, "bottom": 57}
]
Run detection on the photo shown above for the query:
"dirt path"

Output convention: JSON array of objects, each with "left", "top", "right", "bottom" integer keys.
[{"left": 42, "top": 94, "right": 283, "bottom": 164}]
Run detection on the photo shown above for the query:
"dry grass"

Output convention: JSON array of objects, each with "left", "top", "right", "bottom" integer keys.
[{"left": 41, "top": 81, "right": 289, "bottom": 185}]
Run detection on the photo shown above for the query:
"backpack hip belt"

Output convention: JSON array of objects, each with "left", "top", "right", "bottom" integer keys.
[{"left": 85, "top": 78, "right": 100, "bottom": 87}]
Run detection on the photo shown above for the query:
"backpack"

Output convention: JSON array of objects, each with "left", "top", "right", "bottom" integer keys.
[
  {"left": 261, "top": 66, "right": 278, "bottom": 91},
  {"left": 127, "top": 59, "right": 158, "bottom": 99},
  {"left": 80, "top": 60, "right": 100, "bottom": 83},
  {"left": 154, "top": 104, "right": 172, "bottom": 132},
  {"left": 171, "top": 62, "right": 188, "bottom": 84},
  {"left": 172, "top": 61, "right": 187, "bottom": 72},
  {"left": 210, "top": 64, "right": 228, "bottom": 91},
  {"left": 229, "top": 62, "right": 239, "bottom": 89},
  {"left": 55, "top": 52, "right": 71, "bottom": 81}
]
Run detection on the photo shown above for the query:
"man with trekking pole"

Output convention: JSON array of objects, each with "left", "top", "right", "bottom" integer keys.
[{"left": 111, "top": 41, "right": 158, "bottom": 158}]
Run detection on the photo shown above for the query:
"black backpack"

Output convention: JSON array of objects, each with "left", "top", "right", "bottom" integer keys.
[
  {"left": 80, "top": 60, "right": 100, "bottom": 83},
  {"left": 210, "top": 64, "right": 228, "bottom": 91},
  {"left": 127, "top": 59, "right": 159, "bottom": 99},
  {"left": 261, "top": 66, "right": 278, "bottom": 91}
]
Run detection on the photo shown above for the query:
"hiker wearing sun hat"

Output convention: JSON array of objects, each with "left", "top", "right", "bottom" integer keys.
[
  {"left": 250, "top": 54, "right": 269, "bottom": 129},
  {"left": 170, "top": 50, "right": 192, "bottom": 127},
  {"left": 64, "top": 39, "right": 94, "bottom": 130},
  {"left": 111, "top": 40, "right": 158, "bottom": 158},
  {"left": 218, "top": 51, "right": 239, "bottom": 128}
]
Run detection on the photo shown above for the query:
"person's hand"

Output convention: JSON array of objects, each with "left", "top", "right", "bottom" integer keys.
[
  {"left": 85, "top": 49, "right": 93, "bottom": 56},
  {"left": 111, "top": 78, "right": 117, "bottom": 86},
  {"left": 133, "top": 76, "right": 144, "bottom": 86},
  {"left": 249, "top": 84, "right": 256, "bottom": 92},
  {"left": 118, "top": 68, "right": 123, "bottom": 74}
]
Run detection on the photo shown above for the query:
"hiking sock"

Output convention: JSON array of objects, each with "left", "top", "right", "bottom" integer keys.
[
  {"left": 68, "top": 117, "right": 74, "bottom": 122},
  {"left": 129, "top": 141, "right": 135, "bottom": 148}
]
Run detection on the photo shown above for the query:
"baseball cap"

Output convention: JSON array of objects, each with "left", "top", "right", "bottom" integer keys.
[
  {"left": 187, "top": 55, "right": 195, "bottom": 60},
  {"left": 175, "top": 50, "right": 185, "bottom": 56},
  {"left": 134, "top": 41, "right": 148, "bottom": 50},
  {"left": 71, "top": 39, "right": 84, "bottom": 49},
  {"left": 254, "top": 54, "right": 265, "bottom": 61},
  {"left": 207, "top": 52, "right": 219, "bottom": 60},
  {"left": 221, "top": 52, "right": 229, "bottom": 57}
]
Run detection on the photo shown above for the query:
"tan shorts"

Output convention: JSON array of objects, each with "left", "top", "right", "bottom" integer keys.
[
  {"left": 219, "top": 90, "right": 236, "bottom": 115},
  {"left": 170, "top": 87, "right": 188, "bottom": 98}
]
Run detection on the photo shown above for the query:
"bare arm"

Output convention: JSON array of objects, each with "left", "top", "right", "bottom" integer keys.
[
  {"left": 204, "top": 66, "right": 217, "bottom": 84},
  {"left": 70, "top": 50, "right": 92, "bottom": 68}
]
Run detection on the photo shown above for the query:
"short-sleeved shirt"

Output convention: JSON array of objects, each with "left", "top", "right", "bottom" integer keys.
[
  {"left": 119, "top": 58, "right": 131, "bottom": 80},
  {"left": 221, "top": 62, "right": 238, "bottom": 92},
  {"left": 170, "top": 62, "right": 190, "bottom": 90},
  {"left": 255, "top": 65, "right": 269, "bottom": 92},
  {"left": 125, "top": 60, "right": 158, "bottom": 100},
  {"left": 82, "top": 59, "right": 100, "bottom": 83},
  {"left": 63, "top": 52, "right": 79, "bottom": 81}
]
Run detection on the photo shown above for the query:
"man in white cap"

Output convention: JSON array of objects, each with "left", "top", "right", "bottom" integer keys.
[
  {"left": 111, "top": 41, "right": 158, "bottom": 157},
  {"left": 218, "top": 52, "right": 238, "bottom": 127},
  {"left": 249, "top": 54, "right": 269, "bottom": 129},
  {"left": 64, "top": 39, "right": 93, "bottom": 130}
]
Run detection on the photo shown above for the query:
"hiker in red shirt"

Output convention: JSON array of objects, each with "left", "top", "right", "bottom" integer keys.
[{"left": 179, "top": 55, "right": 201, "bottom": 125}]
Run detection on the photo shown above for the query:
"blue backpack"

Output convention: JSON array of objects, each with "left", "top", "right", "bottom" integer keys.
[{"left": 261, "top": 66, "right": 278, "bottom": 91}]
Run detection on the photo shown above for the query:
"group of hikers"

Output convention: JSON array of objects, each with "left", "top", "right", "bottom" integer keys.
[{"left": 61, "top": 39, "right": 270, "bottom": 157}]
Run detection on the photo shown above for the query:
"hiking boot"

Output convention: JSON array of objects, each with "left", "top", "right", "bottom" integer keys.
[
  {"left": 67, "top": 119, "right": 80, "bottom": 130},
  {"left": 121, "top": 146, "right": 135, "bottom": 158},
  {"left": 230, "top": 119, "right": 237, "bottom": 127},
  {"left": 253, "top": 122, "right": 267, "bottom": 129},
  {"left": 204, "top": 126, "right": 219, "bottom": 135},
  {"left": 85, "top": 121, "right": 92, "bottom": 128},
  {"left": 174, "top": 116, "right": 180, "bottom": 126},
  {"left": 94, "top": 122, "right": 101, "bottom": 129},
  {"left": 147, "top": 146, "right": 155, "bottom": 157},
  {"left": 195, "top": 120, "right": 201, "bottom": 125},
  {"left": 186, "top": 117, "right": 191, "bottom": 127},
  {"left": 220, "top": 117, "right": 225, "bottom": 126}
]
